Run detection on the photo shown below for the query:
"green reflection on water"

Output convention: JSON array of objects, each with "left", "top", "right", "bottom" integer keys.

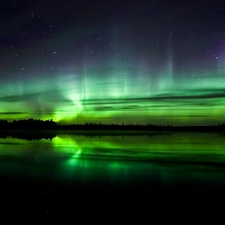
[
  {"left": 0, "top": 132, "right": 225, "bottom": 187},
  {"left": 52, "top": 132, "right": 225, "bottom": 164}
]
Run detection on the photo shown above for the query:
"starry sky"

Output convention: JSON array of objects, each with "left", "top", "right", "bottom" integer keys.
[{"left": 1, "top": 0, "right": 225, "bottom": 126}]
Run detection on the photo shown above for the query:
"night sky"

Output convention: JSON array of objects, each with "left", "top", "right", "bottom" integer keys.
[{"left": 1, "top": 0, "right": 225, "bottom": 126}]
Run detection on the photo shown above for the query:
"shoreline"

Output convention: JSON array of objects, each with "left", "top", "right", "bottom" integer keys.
[{"left": 0, "top": 128, "right": 224, "bottom": 135}]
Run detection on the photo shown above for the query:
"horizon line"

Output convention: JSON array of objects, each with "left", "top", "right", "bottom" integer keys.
[{"left": 0, "top": 118, "right": 224, "bottom": 127}]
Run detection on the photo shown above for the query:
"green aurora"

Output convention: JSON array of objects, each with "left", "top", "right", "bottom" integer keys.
[
  {"left": 0, "top": 68, "right": 225, "bottom": 126},
  {"left": 1, "top": 1, "right": 225, "bottom": 127}
]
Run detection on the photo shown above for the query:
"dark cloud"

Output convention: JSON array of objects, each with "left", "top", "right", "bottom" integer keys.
[
  {"left": 0, "top": 112, "right": 26, "bottom": 114},
  {"left": 0, "top": 90, "right": 71, "bottom": 103},
  {"left": 81, "top": 89, "right": 225, "bottom": 107}
]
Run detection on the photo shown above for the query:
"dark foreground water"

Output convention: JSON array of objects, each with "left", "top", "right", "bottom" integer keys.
[{"left": 1, "top": 131, "right": 225, "bottom": 215}]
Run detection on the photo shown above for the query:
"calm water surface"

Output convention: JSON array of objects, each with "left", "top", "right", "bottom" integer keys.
[{"left": 1, "top": 132, "right": 225, "bottom": 199}]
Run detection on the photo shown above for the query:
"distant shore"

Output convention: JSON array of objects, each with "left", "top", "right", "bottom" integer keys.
[
  {"left": 0, "top": 119, "right": 224, "bottom": 133},
  {"left": 0, "top": 127, "right": 225, "bottom": 141}
]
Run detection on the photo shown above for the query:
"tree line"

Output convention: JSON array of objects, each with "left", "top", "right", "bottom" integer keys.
[{"left": 0, "top": 119, "right": 225, "bottom": 132}]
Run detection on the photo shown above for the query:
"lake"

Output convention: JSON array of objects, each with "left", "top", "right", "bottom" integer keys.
[{"left": 1, "top": 131, "right": 225, "bottom": 212}]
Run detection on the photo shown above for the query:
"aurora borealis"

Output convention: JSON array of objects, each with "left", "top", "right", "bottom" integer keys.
[{"left": 1, "top": 0, "right": 225, "bottom": 126}]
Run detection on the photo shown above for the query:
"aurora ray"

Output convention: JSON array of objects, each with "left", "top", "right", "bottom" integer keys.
[{"left": 1, "top": 0, "right": 225, "bottom": 126}]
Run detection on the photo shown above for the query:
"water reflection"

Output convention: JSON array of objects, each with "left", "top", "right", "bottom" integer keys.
[
  {"left": 53, "top": 132, "right": 225, "bottom": 164},
  {"left": 1, "top": 132, "right": 225, "bottom": 191}
]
